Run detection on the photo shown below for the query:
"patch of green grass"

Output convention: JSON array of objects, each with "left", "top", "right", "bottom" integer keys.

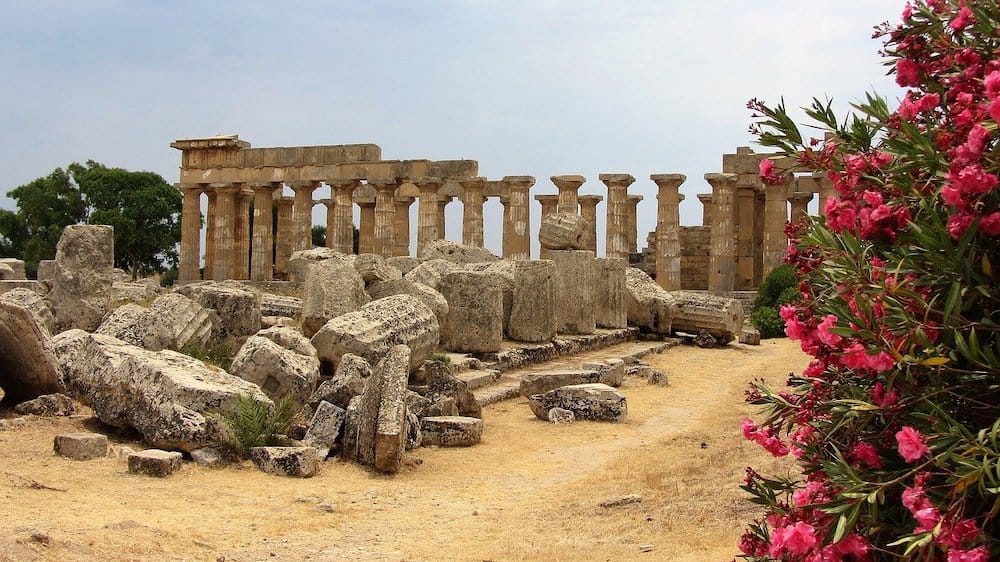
[
  {"left": 215, "top": 394, "right": 297, "bottom": 459},
  {"left": 180, "top": 342, "right": 234, "bottom": 372}
]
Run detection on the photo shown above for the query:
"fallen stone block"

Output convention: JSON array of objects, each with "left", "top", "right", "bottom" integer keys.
[
  {"left": 740, "top": 326, "right": 761, "bottom": 345},
  {"left": 519, "top": 369, "right": 601, "bottom": 397},
  {"left": 0, "top": 288, "right": 55, "bottom": 334},
  {"left": 419, "top": 240, "right": 499, "bottom": 265},
  {"left": 366, "top": 278, "right": 448, "bottom": 327},
  {"left": 528, "top": 383, "right": 627, "bottom": 422},
  {"left": 230, "top": 327, "right": 320, "bottom": 406},
  {"left": 0, "top": 301, "right": 63, "bottom": 405},
  {"left": 374, "top": 345, "right": 410, "bottom": 474},
  {"left": 190, "top": 447, "right": 223, "bottom": 467},
  {"left": 354, "top": 253, "right": 402, "bottom": 286},
  {"left": 300, "top": 256, "right": 369, "bottom": 337},
  {"left": 386, "top": 256, "right": 423, "bottom": 275},
  {"left": 127, "top": 449, "right": 183, "bottom": 477},
  {"left": 0, "top": 258, "right": 26, "bottom": 280},
  {"left": 308, "top": 353, "right": 371, "bottom": 410},
  {"left": 54, "top": 432, "right": 108, "bottom": 460},
  {"left": 550, "top": 250, "right": 596, "bottom": 335},
  {"left": 669, "top": 291, "right": 745, "bottom": 344},
  {"left": 508, "top": 260, "right": 557, "bottom": 343},
  {"left": 538, "top": 212, "right": 587, "bottom": 250},
  {"left": 625, "top": 267, "right": 674, "bottom": 334},
  {"left": 581, "top": 359, "right": 626, "bottom": 387},
  {"left": 303, "top": 401, "right": 345, "bottom": 457},
  {"left": 15, "top": 393, "right": 76, "bottom": 416},
  {"left": 248, "top": 447, "right": 322, "bottom": 478},
  {"left": 287, "top": 247, "right": 345, "bottom": 283},
  {"left": 440, "top": 271, "right": 503, "bottom": 353},
  {"left": 420, "top": 416, "right": 483, "bottom": 447},
  {"left": 176, "top": 282, "right": 261, "bottom": 350},
  {"left": 547, "top": 407, "right": 575, "bottom": 424},
  {"left": 48, "top": 225, "right": 114, "bottom": 332},
  {"left": 403, "top": 259, "right": 463, "bottom": 291},
  {"left": 595, "top": 258, "right": 627, "bottom": 329}
]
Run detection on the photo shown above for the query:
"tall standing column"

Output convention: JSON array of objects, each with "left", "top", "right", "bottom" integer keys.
[
  {"left": 651, "top": 174, "right": 686, "bottom": 291},
  {"left": 534, "top": 194, "right": 559, "bottom": 259},
  {"left": 735, "top": 185, "right": 758, "bottom": 290},
  {"left": 204, "top": 189, "right": 218, "bottom": 278},
  {"left": 413, "top": 177, "right": 442, "bottom": 254},
  {"left": 371, "top": 178, "right": 399, "bottom": 257},
  {"left": 291, "top": 181, "right": 319, "bottom": 253},
  {"left": 275, "top": 196, "right": 295, "bottom": 277},
  {"left": 762, "top": 175, "right": 793, "bottom": 277},
  {"left": 232, "top": 186, "right": 251, "bottom": 280},
  {"left": 697, "top": 193, "right": 713, "bottom": 226},
  {"left": 436, "top": 196, "right": 454, "bottom": 242},
  {"left": 706, "top": 173, "right": 738, "bottom": 293},
  {"left": 358, "top": 201, "right": 376, "bottom": 254},
  {"left": 394, "top": 196, "right": 414, "bottom": 256},
  {"left": 502, "top": 176, "right": 534, "bottom": 259},
  {"left": 788, "top": 191, "right": 814, "bottom": 224},
  {"left": 460, "top": 177, "right": 486, "bottom": 247},
  {"left": 212, "top": 184, "right": 237, "bottom": 281},
  {"left": 178, "top": 184, "right": 203, "bottom": 283},
  {"left": 626, "top": 194, "right": 643, "bottom": 254},
  {"left": 578, "top": 195, "right": 603, "bottom": 253},
  {"left": 329, "top": 179, "right": 359, "bottom": 255},
  {"left": 600, "top": 173, "right": 635, "bottom": 260},
  {"left": 551, "top": 175, "right": 585, "bottom": 215},
  {"left": 250, "top": 183, "right": 279, "bottom": 281},
  {"left": 321, "top": 199, "right": 337, "bottom": 248}
]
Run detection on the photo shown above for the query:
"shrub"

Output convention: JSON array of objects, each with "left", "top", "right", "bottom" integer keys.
[
  {"left": 216, "top": 394, "right": 296, "bottom": 458},
  {"left": 179, "top": 342, "right": 234, "bottom": 373},
  {"left": 750, "top": 306, "right": 785, "bottom": 339},
  {"left": 751, "top": 265, "right": 800, "bottom": 338}
]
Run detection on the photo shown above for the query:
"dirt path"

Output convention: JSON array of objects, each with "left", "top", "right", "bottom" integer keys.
[{"left": 0, "top": 339, "right": 806, "bottom": 562}]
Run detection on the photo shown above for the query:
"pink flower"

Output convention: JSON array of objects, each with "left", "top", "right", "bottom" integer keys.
[
  {"left": 941, "top": 185, "right": 963, "bottom": 206},
  {"left": 902, "top": 3, "right": 913, "bottom": 19},
  {"left": 896, "top": 426, "right": 930, "bottom": 462},
  {"left": 759, "top": 158, "right": 784, "bottom": 185},
  {"left": 840, "top": 343, "right": 872, "bottom": 370},
  {"left": 867, "top": 351, "right": 895, "bottom": 372},
  {"left": 949, "top": 165, "right": 998, "bottom": 195},
  {"left": 769, "top": 521, "right": 818, "bottom": 557},
  {"left": 913, "top": 506, "right": 942, "bottom": 531},
  {"left": 948, "top": 546, "right": 991, "bottom": 562},
  {"left": 872, "top": 382, "right": 899, "bottom": 407},
  {"left": 829, "top": 534, "right": 870, "bottom": 560},
  {"left": 949, "top": 5, "right": 974, "bottom": 30},
  {"left": 985, "top": 70, "right": 1000, "bottom": 99},
  {"left": 850, "top": 441, "right": 883, "bottom": 469},
  {"left": 817, "top": 314, "right": 843, "bottom": 346},
  {"left": 990, "top": 98, "right": 1000, "bottom": 124},
  {"left": 949, "top": 213, "right": 975, "bottom": 240},
  {"left": 979, "top": 212, "right": 1000, "bottom": 236},
  {"left": 896, "top": 58, "right": 920, "bottom": 87}
]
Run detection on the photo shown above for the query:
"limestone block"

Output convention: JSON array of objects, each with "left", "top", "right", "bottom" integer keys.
[
  {"left": 190, "top": 447, "right": 223, "bottom": 467},
  {"left": 248, "top": 447, "right": 322, "bottom": 477},
  {"left": 518, "top": 369, "right": 600, "bottom": 397},
  {"left": 625, "top": 267, "right": 675, "bottom": 334},
  {"left": 426, "top": 362, "right": 481, "bottom": 419},
  {"left": 15, "top": 393, "right": 76, "bottom": 416},
  {"left": 300, "top": 257, "right": 370, "bottom": 338},
  {"left": 547, "top": 407, "right": 575, "bottom": 424},
  {"left": 669, "top": 291, "right": 745, "bottom": 344},
  {"left": 440, "top": 272, "right": 503, "bottom": 353},
  {"left": 0, "top": 288, "right": 55, "bottom": 334},
  {"left": 0, "top": 301, "right": 62, "bottom": 405},
  {"left": 287, "top": 247, "right": 346, "bottom": 283},
  {"left": 405, "top": 408, "right": 422, "bottom": 450},
  {"left": 550, "top": 250, "right": 596, "bottom": 335},
  {"left": 508, "top": 260, "right": 557, "bottom": 343},
  {"left": 54, "top": 330, "right": 271, "bottom": 452},
  {"left": 367, "top": 278, "right": 449, "bottom": 327},
  {"left": 594, "top": 258, "right": 627, "bottom": 329},
  {"left": 386, "top": 256, "right": 423, "bottom": 275},
  {"left": 176, "top": 282, "right": 262, "bottom": 349},
  {"left": 740, "top": 326, "right": 761, "bottom": 346},
  {"left": 53, "top": 432, "right": 108, "bottom": 460},
  {"left": 374, "top": 345, "right": 410, "bottom": 474},
  {"left": 581, "top": 359, "right": 626, "bottom": 387},
  {"left": 538, "top": 212, "right": 587, "bottom": 250},
  {"left": 308, "top": 353, "right": 370, "bottom": 410},
  {"left": 97, "top": 304, "right": 171, "bottom": 350},
  {"left": 0, "top": 263, "right": 14, "bottom": 280},
  {"left": 466, "top": 261, "right": 515, "bottom": 334},
  {"left": 0, "top": 258, "right": 26, "bottom": 280},
  {"left": 97, "top": 293, "right": 213, "bottom": 352},
  {"left": 419, "top": 239, "right": 499, "bottom": 265},
  {"left": 527, "top": 383, "right": 627, "bottom": 422},
  {"left": 259, "top": 294, "right": 303, "bottom": 319},
  {"left": 111, "top": 281, "right": 162, "bottom": 308},
  {"left": 354, "top": 253, "right": 402, "bottom": 286},
  {"left": 0, "top": 280, "right": 46, "bottom": 297},
  {"left": 48, "top": 225, "right": 114, "bottom": 332},
  {"left": 230, "top": 327, "right": 320, "bottom": 406},
  {"left": 303, "top": 401, "right": 345, "bottom": 457},
  {"left": 419, "top": 416, "right": 483, "bottom": 447},
  {"left": 36, "top": 260, "right": 57, "bottom": 285},
  {"left": 128, "top": 449, "right": 183, "bottom": 477},
  {"left": 311, "top": 294, "right": 439, "bottom": 373},
  {"left": 403, "top": 259, "right": 463, "bottom": 291}
]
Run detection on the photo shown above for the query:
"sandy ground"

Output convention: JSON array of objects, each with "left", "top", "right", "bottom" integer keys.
[{"left": 0, "top": 338, "right": 806, "bottom": 562}]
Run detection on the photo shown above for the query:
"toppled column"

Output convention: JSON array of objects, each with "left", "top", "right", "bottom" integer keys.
[
  {"left": 551, "top": 175, "right": 585, "bottom": 215},
  {"left": 669, "top": 291, "right": 745, "bottom": 344},
  {"left": 212, "top": 184, "right": 237, "bottom": 281},
  {"left": 414, "top": 177, "right": 442, "bottom": 254},
  {"left": 371, "top": 178, "right": 399, "bottom": 258},
  {"left": 178, "top": 184, "right": 203, "bottom": 283},
  {"left": 274, "top": 196, "right": 295, "bottom": 277},
  {"left": 502, "top": 176, "right": 534, "bottom": 259},
  {"left": 578, "top": 195, "right": 603, "bottom": 253},
  {"left": 291, "top": 181, "right": 320, "bottom": 253},
  {"left": 538, "top": 212, "right": 587, "bottom": 250},
  {"left": 600, "top": 173, "right": 635, "bottom": 260},
  {"left": 232, "top": 188, "right": 251, "bottom": 280},
  {"left": 788, "top": 190, "right": 814, "bottom": 224},
  {"left": 706, "top": 173, "right": 737, "bottom": 293},
  {"left": 652, "top": 173, "right": 686, "bottom": 291},
  {"left": 358, "top": 201, "right": 376, "bottom": 255},
  {"left": 330, "top": 179, "right": 359, "bottom": 255},
  {"left": 697, "top": 193, "right": 713, "bottom": 226},
  {"left": 626, "top": 194, "right": 643, "bottom": 255},
  {"left": 762, "top": 174, "right": 793, "bottom": 277},
  {"left": 394, "top": 196, "right": 414, "bottom": 257},
  {"left": 509, "top": 260, "right": 557, "bottom": 342},
  {"left": 460, "top": 177, "right": 486, "bottom": 248},
  {"left": 624, "top": 267, "right": 675, "bottom": 334},
  {"left": 251, "top": 183, "right": 279, "bottom": 281},
  {"left": 534, "top": 194, "right": 559, "bottom": 259},
  {"left": 550, "top": 250, "right": 596, "bottom": 334},
  {"left": 440, "top": 271, "right": 503, "bottom": 353},
  {"left": 594, "top": 258, "right": 627, "bottom": 328}
]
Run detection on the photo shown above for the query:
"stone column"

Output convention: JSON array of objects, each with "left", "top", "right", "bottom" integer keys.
[
  {"left": 413, "top": 177, "right": 442, "bottom": 254},
  {"left": 735, "top": 185, "right": 757, "bottom": 290},
  {"left": 459, "top": 177, "right": 486, "bottom": 247},
  {"left": 250, "top": 183, "right": 279, "bottom": 281},
  {"left": 212, "top": 184, "right": 237, "bottom": 281},
  {"left": 502, "top": 176, "right": 534, "bottom": 259},
  {"left": 275, "top": 196, "right": 295, "bottom": 277},
  {"left": 178, "top": 184, "right": 203, "bottom": 283},
  {"left": 626, "top": 194, "right": 643, "bottom": 254},
  {"left": 697, "top": 193, "right": 713, "bottom": 226},
  {"left": 291, "top": 181, "right": 320, "bottom": 253},
  {"left": 358, "top": 201, "right": 376, "bottom": 255},
  {"left": 788, "top": 191, "right": 814, "bottom": 224},
  {"left": 551, "top": 175, "right": 585, "bottom": 215},
  {"left": 329, "top": 179, "right": 359, "bottom": 255},
  {"left": 394, "top": 196, "right": 415, "bottom": 256},
  {"left": 599, "top": 173, "right": 635, "bottom": 260},
  {"left": 436, "top": 196, "right": 454, "bottom": 241},
  {"left": 762, "top": 175, "right": 792, "bottom": 277},
  {"left": 371, "top": 178, "right": 399, "bottom": 257},
  {"left": 578, "top": 195, "right": 603, "bottom": 253},
  {"left": 204, "top": 189, "right": 218, "bottom": 278},
  {"left": 651, "top": 173, "right": 686, "bottom": 291},
  {"left": 816, "top": 173, "right": 835, "bottom": 218},
  {"left": 232, "top": 187, "right": 251, "bottom": 280},
  {"left": 706, "top": 173, "right": 737, "bottom": 293},
  {"left": 320, "top": 199, "right": 336, "bottom": 248},
  {"left": 534, "top": 194, "right": 559, "bottom": 259}
]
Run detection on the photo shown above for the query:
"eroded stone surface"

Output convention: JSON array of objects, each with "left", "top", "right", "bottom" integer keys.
[
  {"left": 595, "top": 258, "right": 627, "bottom": 329},
  {"left": 48, "top": 225, "right": 114, "bottom": 332},
  {"left": 550, "top": 250, "right": 596, "bottom": 335},
  {"left": 373, "top": 345, "right": 410, "bottom": 474},
  {"left": 287, "top": 248, "right": 345, "bottom": 283},
  {"left": 509, "top": 260, "right": 557, "bottom": 343},
  {"left": 303, "top": 401, "right": 345, "bottom": 457},
  {"left": 353, "top": 254, "right": 402, "bottom": 286},
  {"left": 625, "top": 267, "right": 675, "bottom": 334},
  {"left": 519, "top": 369, "right": 601, "bottom": 397},
  {"left": 0, "top": 301, "right": 62, "bottom": 405},
  {"left": 367, "top": 278, "right": 448, "bottom": 327},
  {"left": 308, "top": 353, "right": 370, "bottom": 410},
  {"left": 15, "top": 393, "right": 76, "bottom": 416},
  {"left": 54, "top": 432, "right": 108, "bottom": 460},
  {"left": 230, "top": 327, "right": 320, "bottom": 405},
  {"left": 420, "top": 416, "right": 482, "bottom": 447},
  {"left": 176, "top": 282, "right": 261, "bottom": 350},
  {"left": 0, "top": 288, "right": 55, "bottom": 335},
  {"left": 440, "top": 271, "right": 502, "bottom": 353},
  {"left": 249, "top": 447, "right": 322, "bottom": 477},
  {"left": 403, "top": 259, "right": 463, "bottom": 291},
  {"left": 128, "top": 449, "right": 183, "bottom": 477},
  {"left": 538, "top": 212, "right": 588, "bottom": 250},
  {"left": 300, "top": 257, "right": 370, "bottom": 338},
  {"left": 528, "top": 383, "right": 627, "bottom": 422},
  {"left": 419, "top": 240, "right": 499, "bottom": 265}
]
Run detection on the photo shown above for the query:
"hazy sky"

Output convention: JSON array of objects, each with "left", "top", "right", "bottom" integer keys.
[{"left": 0, "top": 1, "right": 905, "bottom": 257}]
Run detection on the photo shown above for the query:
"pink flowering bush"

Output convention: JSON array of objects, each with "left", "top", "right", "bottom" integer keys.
[{"left": 739, "top": 2, "right": 998, "bottom": 560}]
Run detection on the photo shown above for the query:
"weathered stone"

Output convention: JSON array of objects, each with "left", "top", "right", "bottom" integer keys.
[
  {"left": 693, "top": 330, "right": 718, "bottom": 348},
  {"left": 550, "top": 250, "right": 596, "bottom": 335},
  {"left": 308, "top": 353, "right": 370, "bottom": 410},
  {"left": 341, "top": 395, "right": 361, "bottom": 462},
  {"left": 440, "top": 271, "right": 503, "bottom": 353},
  {"left": 740, "top": 326, "right": 762, "bottom": 345},
  {"left": 54, "top": 330, "right": 271, "bottom": 452},
  {"left": 230, "top": 327, "right": 320, "bottom": 405},
  {"left": 403, "top": 259, "right": 463, "bottom": 291},
  {"left": 148, "top": 293, "right": 214, "bottom": 350},
  {"left": 53, "top": 432, "right": 108, "bottom": 460},
  {"left": 508, "top": 260, "right": 557, "bottom": 342},
  {"left": 48, "top": 225, "right": 114, "bottom": 332},
  {"left": 581, "top": 359, "right": 626, "bottom": 387},
  {"left": 0, "top": 258, "right": 26, "bottom": 280},
  {"left": 625, "top": 267, "right": 675, "bottom": 334},
  {"left": 259, "top": 294, "right": 302, "bottom": 319},
  {"left": 0, "top": 288, "right": 55, "bottom": 334},
  {"left": 0, "top": 263, "right": 14, "bottom": 280},
  {"left": 669, "top": 291, "right": 745, "bottom": 344},
  {"left": 176, "top": 282, "right": 261, "bottom": 349},
  {"left": 190, "top": 447, "right": 223, "bottom": 467},
  {"left": 299, "top": 257, "right": 370, "bottom": 338},
  {"left": 386, "top": 256, "right": 423, "bottom": 275},
  {"left": 528, "top": 383, "right": 627, "bottom": 422},
  {"left": 599, "top": 494, "right": 643, "bottom": 508},
  {"left": 0, "top": 301, "right": 62, "bottom": 405},
  {"left": 374, "top": 345, "right": 410, "bottom": 474},
  {"left": 96, "top": 303, "right": 170, "bottom": 350},
  {"left": 311, "top": 294, "right": 439, "bottom": 373},
  {"left": 419, "top": 239, "right": 499, "bottom": 265},
  {"left": 420, "top": 416, "right": 482, "bottom": 447},
  {"left": 0, "top": 280, "right": 46, "bottom": 297},
  {"left": 595, "top": 258, "right": 628, "bottom": 329},
  {"left": 647, "top": 369, "right": 669, "bottom": 386},
  {"left": 128, "top": 449, "right": 183, "bottom": 477},
  {"left": 547, "top": 407, "right": 575, "bottom": 424},
  {"left": 519, "top": 369, "right": 600, "bottom": 397},
  {"left": 353, "top": 253, "right": 402, "bottom": 286},
  {"left": 466, "top": 260, "right": 516, "bottom": 334},
  {"left": 538, "top": 212, "right": 588, "bottom": 250},
  {"left": 287, "top": 247, "right": 345, "bottom": 283},
  {"left": 248, "top": 447, "right": 322, "bottom": 477},
  {"left": 303, "top": 400, "right": 345, "bottom": 457},
  {"left": 111, "top": 281, "right": 162, "bottom": 308},
  {"left": 367, "top": 278, "right": 449, "bottom": 326},
  {"left": 426, "top": 362, "right": 481, "bottom": 418},
  {"left": 423, "top": 396, "right": 459, "bottom": 417},
  {"left": 15, "top": 393, "right": 76, "bottom": 416},
  {"left": 35, "top": 260, "right": 57, "bottom": 285},
  {"left": 405, "top": 408, "right": 422, "bottom": 450}
]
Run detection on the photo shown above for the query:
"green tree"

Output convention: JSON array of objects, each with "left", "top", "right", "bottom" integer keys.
[{"left": 311, "top": 225, "right": 326, "bottom": 248}]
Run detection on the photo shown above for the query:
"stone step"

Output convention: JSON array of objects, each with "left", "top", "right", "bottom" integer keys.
[
  {"left": 454, "top": 369, "right": 501, "bottom": 391},
  {"left": 472, "top": 378, "right": 521, "bottom": 407}
]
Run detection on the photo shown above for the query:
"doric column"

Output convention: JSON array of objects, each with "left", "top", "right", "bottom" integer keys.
[
  {"left": 815, "top": 173, "right": 835, "bottom": 217},
  {"left": 762, "top": 175, "right": 793, "bottom": 277},
  {"left": 394, "top": 196, "right": 415, "bottom": 256},
  {"left": 551, "top": 175, "right": 585, "bottom": 215},
  {"left": 321, "top": 199, "right": 336, "bottom": 248},
  {"left": 502, "top": 176, "right": 534, "bottom": 259},
  {"left": 370, "top": 178, "right": 399, "bottom": 257},
  {"left": 788, "top": 191, "right": 814, "bottom": 224},
  {"left": 697, "top": 193, "right": 713, "bottom": 226},
  {"left": 250, "top": 183, "right": 279, "bottom": 281},
  {"left": 212, "top": 184, "right": 237, "bottom": 281},
  {"left": 706, "top": 173, "right": 738, "bottom": 293},
  {"left": 578, "top": 195, "right": 603, "bottom": 253},
  {"left": 436, "top": 196, "right": 454, "bottom": 241},
  {"left": 178, "top": 184, "right": 203, "bottom": 283},
  {"left": 413, "top": 177, "right": 442, "bottom": 254},
  {"left": 735, "top": 185, "right": 758, "bottom": 290},
  {"left": 534, "top": 194, "right": 559, "bottom": 259},
  {"left": 291, "top": 181, "right": 320, "bottom": 253},
  {"left": 358, "top": 201, "right": 376, "bottom": 254},
  {"left": 204, "top": 189, "right": 218, "bottom": 278},
  {"left": 232, "top": 187, "right": 251, "bottom": 280},
  {"left": 599, "top": 173, "right": 635, "bottom": 260},
  {"left": 626, "top": 194, "right": 643, "bottom": 254},
  {"left": 651, "top": 174, "right": 686, "bottom": 291},
  {"left": 460, "top": 177, "right": 486, "bottom": 247},
  {"left": 329, "top": 179, "right": 359, "bottom": 255},
  {"left": 275, "top": 196, "right": 295, "bottom": 277}
]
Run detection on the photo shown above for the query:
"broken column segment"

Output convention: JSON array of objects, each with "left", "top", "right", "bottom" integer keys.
[
  {"left": 439, "top": 271, "right": 503, "bottom": 353},
  {"left": 550, "top": 249, "right": 596, "bottom": 335},
  {"left": 509, "top": 260, "right": 557, "bottom": 343}
]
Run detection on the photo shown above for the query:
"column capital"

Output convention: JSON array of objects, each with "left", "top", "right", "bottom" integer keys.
[
  {"left": 627, "top": 194, "right": 644, "bottom": 203},
  {"left": 369, "top": 177, "right": 404, "bottom": 187},
  {"left": 503, "top": 175, "right": 535, "bottom": 190},
  {"left": 650, "top": 173, "right": 687, "bottom": 189},
  {"left": 550, "top": 175, "right": 586, "bottom": 190},
  {"left": 598, "top": 173, "right": 635, "bottom": 188},
  {"left": 458, "top": 176, "right": 486, "bottom": 188},
  {"left": 357, "top": 200, "right": 376, "bottom": 208},
  {"left": 578, "top": 194, "right": 604, "bottom": 205},
  {"left": 395, "top": 194, "right": 416, "bottom": 205},
  {"left": 533, "top": 194, "right": 559, "bottom": 204},
  {"left": 289, "top": 181, "right": 320, "bottom": 191},
  {"left": 697, "top": 193, "right": 713, "bottom": 203},
  {"left": 788, "top": 191, "right": 814, "bottom": 204},
  {"left": 704, "top": 172, "right": 737, "bottom": 186},
  {"left": 413, "top": 176, "right": 443, "bottom": 190},
  {"left": 329, "top": 178, "right": 362, "bottom": 188},
  {"left": 319, "top": 198, "right": 336, "bottom": 209}
]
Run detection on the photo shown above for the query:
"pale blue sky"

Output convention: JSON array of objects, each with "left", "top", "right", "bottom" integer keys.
[{"left": 0, "top": 1, "right": 904, "bottom": 256}]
